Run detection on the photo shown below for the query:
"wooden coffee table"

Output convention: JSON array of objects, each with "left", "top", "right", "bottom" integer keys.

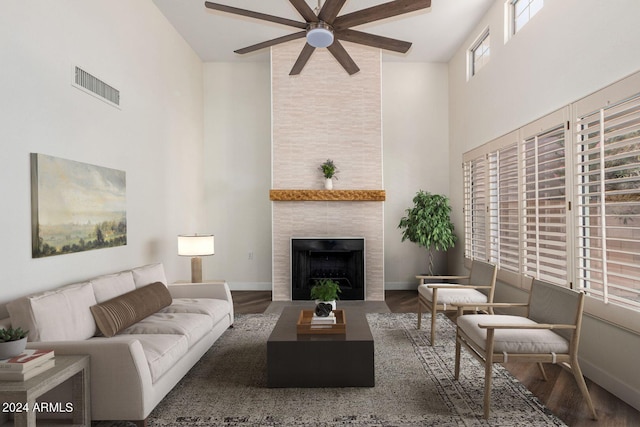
[{"left": 267, "top": 306, "right": 374, "bottom": 387}]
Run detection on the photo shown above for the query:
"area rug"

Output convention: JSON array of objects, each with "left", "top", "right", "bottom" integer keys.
[{"left": 123, "top": 312, "right": 565, "bottom": 427}]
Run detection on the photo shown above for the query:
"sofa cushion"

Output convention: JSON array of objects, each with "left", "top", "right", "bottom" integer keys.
[
  {"left": 6, "top": 282, "right": 97, "bottom": 342},
  {"left": 119, "top": 312, "right": 213, "bottom": 347},
  {"left": 90, "top": 271, "right": 137, "bottom": 303},
  {"left": 91, "top": 282, "right": 173, "bottom": 338},
  {"left": 131, "top": 263, "right": 167, "bottom": 288},
  {"left": 115, "top": 334, "right": 189, "bottom": 383},
  {"left": 160, "top": 298, "right": 231, "bottom": 325}
]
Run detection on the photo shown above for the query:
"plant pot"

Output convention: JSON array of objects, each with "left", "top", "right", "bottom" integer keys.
[
  {"left": 0, "top": 337, "right": 27, "bottom": 359},
  {"left": 324, "top": 178, "right": 333, "bottom": 190},
  {"left": 315, "top": 299, "right": 336, "bottom": 310}
]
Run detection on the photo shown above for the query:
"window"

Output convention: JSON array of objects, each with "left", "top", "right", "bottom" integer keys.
[
  {"left": 464, "top": 155, "right": 488, "bottom": 261},
  {"left": 470, "top": 29, "right": 490, "bottom": 77},
  {"left": 521, "top": 124, "right": 567, "bottom": 284},
  {"left": 512, "top": 0, "right": 543, "bottom": 34},
  {"left": 488, "top": 143, "right": 520, "bottom": 273},
  {"left": 463, "top": 71, "right": 640, "bottom": 321},
  {"left": 575, "top": 94, "right": 640, "bottom": 310}
]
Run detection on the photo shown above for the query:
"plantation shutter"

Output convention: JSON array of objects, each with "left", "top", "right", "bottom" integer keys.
[
  {"left": 522, "top": 124, "right": 568, "bottom": 284},
  {"left": 464, "top": 155, "right": 488, "bottom": 261},
  {"left": 575, "top": 93, "right": 640, "bottom": 309},
  {"left": 489, "top": 143, "right": 520, "bottom": 272}
]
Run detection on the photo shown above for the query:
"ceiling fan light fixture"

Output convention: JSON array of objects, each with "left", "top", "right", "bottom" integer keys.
[{"left": 306, "top": 21, "right": 334, "bottom": 48}]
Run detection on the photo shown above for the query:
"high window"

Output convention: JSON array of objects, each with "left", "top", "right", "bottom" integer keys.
[
  {"left": 469, "top": 29, "right": 490, "bottom": 77},
  {"left": 512, "top": 0, "right": 543, "bottom": 34}
]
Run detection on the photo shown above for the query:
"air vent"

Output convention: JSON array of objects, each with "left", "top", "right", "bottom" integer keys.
[{"left": 73, "top": 66, "right": 120, "bottom": 107}]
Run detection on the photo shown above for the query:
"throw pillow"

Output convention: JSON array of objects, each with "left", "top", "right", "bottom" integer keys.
[{"left": 90, "top": 282, "right": 172, "bottom": 337}]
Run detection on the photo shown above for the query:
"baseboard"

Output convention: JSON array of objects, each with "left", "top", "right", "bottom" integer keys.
[
  {"left": 227, "top": 282, "right": 419, "bottom": 292},
  {"left": 384, "top": 282, "right": 418, "bottom": 291},
  {"left": 580, "top": 357, "right": 640, "bottom": 412},
  {"left": 227, "top": 282, "right": 272, "bottom": 291}
]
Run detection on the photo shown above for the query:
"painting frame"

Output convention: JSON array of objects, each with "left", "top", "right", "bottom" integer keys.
[{"left": 31, "top": 153, "right": 127, "bottom": 258}]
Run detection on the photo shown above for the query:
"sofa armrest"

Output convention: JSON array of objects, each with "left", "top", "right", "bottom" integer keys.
[
  {"left": 26, "top": 337, "right": 151, "bottom": 420},
  {"left": 168, "top": 282, "right": 234, "bottom": 322}
]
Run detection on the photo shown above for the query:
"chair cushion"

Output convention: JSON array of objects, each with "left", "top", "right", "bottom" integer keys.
[
  {"left": 418, "top": 284, "right": 488, "bottom": 307},
  {"left": 90, "top": 282, "right": 173, "bottom": 337},
  {"left": 119, "top": 312, "right": 213, "bottom": 347},
  {"left": 457, "top": 314, "right": 569, "bottom": 354},
  {"left": 159, "top": 298, "right": 231, "bottom": 325}
]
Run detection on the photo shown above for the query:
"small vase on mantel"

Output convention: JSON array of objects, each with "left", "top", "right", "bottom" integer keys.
[{"left": 324, "top": 178, "right": 333, "bottom": 190}]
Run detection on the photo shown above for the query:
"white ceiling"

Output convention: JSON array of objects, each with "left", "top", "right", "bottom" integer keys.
[{"left": 152, "top": 0, "right": 495, "bottom": 63}]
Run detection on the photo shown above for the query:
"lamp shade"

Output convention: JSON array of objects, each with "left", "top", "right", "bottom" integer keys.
[
  {"left": 307, "top": 22, "right": 334, "bottom": 48},
  {"left": 178, "top": 234, "right": 215, "bottom": 257}
]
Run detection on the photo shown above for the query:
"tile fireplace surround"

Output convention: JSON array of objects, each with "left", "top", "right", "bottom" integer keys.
[{"left": 271, "top": 41, "right": 384, "bottom": 301}]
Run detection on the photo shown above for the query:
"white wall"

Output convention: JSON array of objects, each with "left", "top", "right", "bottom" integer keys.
[
  {"left": 448, "top": 0, "right": 640, "bottom": 410},
  {"left": 202, "top": 62, "right": 272, "bottom": 289},
  {"left": 0, "top": 0, "right": 204, "bottom": 316},
  {"left": 382, "top": 62, "right": 451, "bottom": 287}
]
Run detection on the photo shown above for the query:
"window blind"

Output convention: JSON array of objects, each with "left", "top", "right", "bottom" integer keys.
[
  {"left": 576, "top": 94, "right": 640, "bottom": 309},
  {"left": 464, "top": 156, "right": 488, "bottom": 261},
  {"left": 522, "top": 124, "right": 567, "bottom": 284},
  {"left": 489, "top": 143, "right": 520, "bottom": 272}
]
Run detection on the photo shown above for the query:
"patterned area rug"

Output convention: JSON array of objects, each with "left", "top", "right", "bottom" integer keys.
[
  {"left": 100, "top": 313, "right": 566, "bottom": 426},
  {"left": 94, "top": 313, "right": 565, "bottom": 427}
]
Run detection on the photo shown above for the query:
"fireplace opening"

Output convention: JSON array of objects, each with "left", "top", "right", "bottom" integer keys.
[{"left": 291, "top": 238, "right": 365, "bottom": 300}]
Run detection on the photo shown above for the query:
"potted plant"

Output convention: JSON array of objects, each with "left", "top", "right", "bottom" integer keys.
[
  {"left": 310, "top": 278, "right": 341, "bottom": 312},
  {"left": 0, "top": 327, "right": 29, "bottom": 359},
  {"left": 319, "top": 159, "right": 338, "bottom": 190},
  {"left": 398, "top": 190, "right": 457, "bottom": 275}
]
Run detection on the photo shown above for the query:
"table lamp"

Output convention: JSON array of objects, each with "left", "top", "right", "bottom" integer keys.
[{"left": 178, "top": 234, "right": 215, "bottom": 283}]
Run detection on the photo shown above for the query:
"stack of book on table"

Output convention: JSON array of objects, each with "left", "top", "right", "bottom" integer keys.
[
  {"left": 311, "top": 311, "right": 337, "bottom": 327},
  {"left": 0, "top": 349, "right": 55, "bottom": 381}
]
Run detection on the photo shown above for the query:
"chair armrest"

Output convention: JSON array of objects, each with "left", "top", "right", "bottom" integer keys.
[
  {"left": 454, "top": 302, "right": 528, "bottom": 316},
  {"left": 478, "top": 323, "right": 577, "bottom": 330},
  {"left": 417, "top": 275, "right": 469, "bottom": 281},
  {"left": 427, "top": 284, "right": 492, "bottom": 289}
]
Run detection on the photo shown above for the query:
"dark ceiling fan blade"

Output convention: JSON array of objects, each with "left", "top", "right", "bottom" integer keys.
[
  {"left": 333, "top": 0, "right": 431, "bottom": 29},
  {"left": 235, "top": 31, "right": 306, "bottom": 54},
  {"left": 290, "top": 43, "right": 316, "bottom": 75},
  {"left": 289, "top": 0, "right": 317, "bottom": 23},
  {"left": 318, "top": 0, "right": 347, "bottom": 24},
  {"left": 205, "top": 2, "right": 307, "bottom": 29},
  {"left": 327, "top": 40, "right": 360, "bottom": 75},
  {"left": 336, "top": 29, "right": 412, "bottom": 53}
]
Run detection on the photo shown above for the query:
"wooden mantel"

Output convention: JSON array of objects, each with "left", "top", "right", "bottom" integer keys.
[{"left": 270, "top": 189, "right": 386, "bottom": 202}]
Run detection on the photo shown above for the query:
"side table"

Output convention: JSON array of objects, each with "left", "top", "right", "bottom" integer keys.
[{"left": 0, "top": 355, "right": 90, "bottom": 427}]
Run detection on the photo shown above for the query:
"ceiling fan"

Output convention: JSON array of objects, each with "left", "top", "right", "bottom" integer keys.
[{"left": 204, "top": 0, "right": 431, "bottom": 75}]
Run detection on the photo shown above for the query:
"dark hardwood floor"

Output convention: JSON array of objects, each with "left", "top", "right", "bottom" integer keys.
[{"left": 231, "top": 290, "right": 640, "bottom": 426}]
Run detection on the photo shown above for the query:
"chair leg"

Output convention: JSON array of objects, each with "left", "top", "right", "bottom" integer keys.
[
  {"left": 483, "top": 360, "right": 493, "bottom": 419},
  {"left": 417, "top": 300, "right": 422, "bottom": 329},
  {"left": 430, "top": 304, "right": 437, "bottom": 345},
  {"left": 454, "top": 333, "right": 461, "bottom": 380},
  {"left": 571, "top": 359, "right": 598, "bottom": 420},
  {"left": 537, "top": 362, "right": 548, "bottom": 381}
]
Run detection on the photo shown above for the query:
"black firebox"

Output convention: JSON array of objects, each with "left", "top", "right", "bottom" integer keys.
[{"left": 291, "top": 238, "right": 365, "bottom": 300}]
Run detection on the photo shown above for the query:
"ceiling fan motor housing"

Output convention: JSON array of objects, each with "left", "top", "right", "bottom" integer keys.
[{"left": 307, "top": 21, "right": 334, "bottom": 48}]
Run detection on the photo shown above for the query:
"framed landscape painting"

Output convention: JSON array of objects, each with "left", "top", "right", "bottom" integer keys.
[{"left": 31, "top": 153, "right": 127, "bottom": 258}]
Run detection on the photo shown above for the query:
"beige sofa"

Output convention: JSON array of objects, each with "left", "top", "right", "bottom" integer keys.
[{"left": 0, "top": 263, "right": 233, "bottom": 426}]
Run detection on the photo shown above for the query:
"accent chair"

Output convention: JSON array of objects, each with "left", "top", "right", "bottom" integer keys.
[
  {"left": 417, "top": 260, "right": 497, "bottom": 345},
  {"left": 454, "top": 278, "right": 598, "bottom": 420}
]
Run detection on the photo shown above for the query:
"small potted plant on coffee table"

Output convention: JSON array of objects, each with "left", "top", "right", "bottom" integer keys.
[
  {"left": 0, "top": 327, "right": 29, "bottom": 359},
  {"left": 310, "top": 278, "right": 341, "bottom": 316}
]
